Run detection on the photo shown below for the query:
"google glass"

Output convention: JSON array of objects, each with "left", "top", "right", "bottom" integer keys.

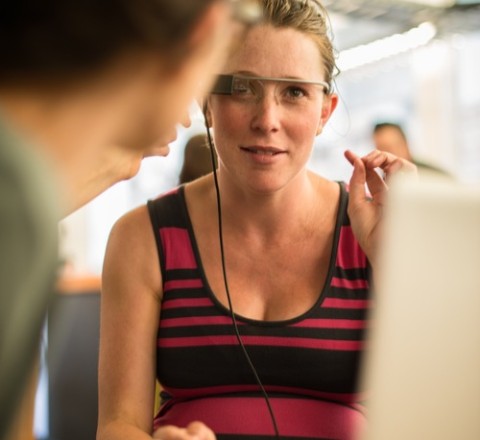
[{"left": 211, "top": 74, "right": 331, "bottom": 96}]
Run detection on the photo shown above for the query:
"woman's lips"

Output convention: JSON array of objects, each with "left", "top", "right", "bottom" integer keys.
[
  {"left": 240, "top": 146, "right": 286, "bottom": 156},
  {"left": 239, "top": 145, "right": 287, "bottom": 165}
]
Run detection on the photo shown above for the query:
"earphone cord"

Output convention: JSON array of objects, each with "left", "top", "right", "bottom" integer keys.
[{"left": 204, "top": 116, "right": 280, "bottom": 439}]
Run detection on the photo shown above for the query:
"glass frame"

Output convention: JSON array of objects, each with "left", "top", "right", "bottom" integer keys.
[{"left": 211, "top": 74, "right": 331, "bottom": 96}]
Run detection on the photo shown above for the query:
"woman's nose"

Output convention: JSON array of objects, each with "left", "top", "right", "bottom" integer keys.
[{"left": 249, "top": 90, "right": 281, "bottom": 133}]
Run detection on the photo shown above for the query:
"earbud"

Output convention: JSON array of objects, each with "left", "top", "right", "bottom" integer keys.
[{"left": 203, "top": 102, "right": 213, "bottom": 128}]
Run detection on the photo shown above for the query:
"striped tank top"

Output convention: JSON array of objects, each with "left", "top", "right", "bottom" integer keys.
[{"left": 147, "top": 183, "right": 371, "bottom": 440}]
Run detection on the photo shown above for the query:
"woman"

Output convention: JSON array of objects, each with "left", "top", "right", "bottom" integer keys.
[
  {"left": 0, "top": 0, "right": 255, "bottom": 438},
  {"left": 98, "top": 0, "right": 414, "bottom": 439}
]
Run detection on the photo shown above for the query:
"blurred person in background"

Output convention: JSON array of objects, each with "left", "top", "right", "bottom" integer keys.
[
  {"left": 179, "top": 134, "right": 217, "bottom": 184},
  {"left": 0, "top": 0, "right": 260, "bottom": 438},
  {"left": 98, "top": 0, "right": 415, "bottom": 439},
  {"left": 373, "top": 122, "right": 449, "bottom": 177},
  {"left": 372, "top": 122, "right": 412, "bottom": 162}
]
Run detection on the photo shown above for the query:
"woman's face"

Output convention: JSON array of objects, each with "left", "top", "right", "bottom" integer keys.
[{"left": 209, "top": 24, "right": 337, "bottom": 193}]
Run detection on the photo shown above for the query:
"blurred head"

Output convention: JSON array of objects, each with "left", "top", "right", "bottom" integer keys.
[
  {"left": 373, "top": 123, "right": 412, "bottom": 161},
  {"left": 206, "top": 0, "right": 338, "bottom": 192},
  {"left": 0, "top": 0, "right": 251, "bottom": 84},
  {"left": 0, "top": 0, "right": 260, "bottom": 150}
]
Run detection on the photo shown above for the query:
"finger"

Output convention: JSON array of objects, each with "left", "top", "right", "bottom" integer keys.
[
  {"left": 153, "top": 425, "right": 188, "bottom": 439},
  {"left": 344, "top": 148, "right": 357, "bottom": 167},
  {"left": 186, "top": 421, "right": 216, "bottom": 439},
  {"left": 345, "top": 149, "right": 367, "bottom": 206},
  {"left": 384, "top": 158, "right": 418, "bottom": 178},
  {"left": 361, "top": 150, "right": 395, "bottom": 170},
  {"left": 357, "top": 150, "right": 391, "bottom": 200},
  {"left": 362, "top": 150, "right": 417, "bottom": 180},
  {"left": 364, "top": 166, "right": 387, "bottom": 201}
]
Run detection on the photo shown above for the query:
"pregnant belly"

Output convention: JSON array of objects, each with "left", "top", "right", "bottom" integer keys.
[{"left": 154, "top": 395, "right": 366, "bottom": 439}]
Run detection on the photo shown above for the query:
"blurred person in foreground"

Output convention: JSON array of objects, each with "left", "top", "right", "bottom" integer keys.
[
  {"left": 98, "top": 0, "right": 416, "bottom": 439},
  {"left": 373, "top": 122, "right": 449, "bottom": 177},
  {"left": 0, "top": 0, "right": 260, "bottom": 438}
]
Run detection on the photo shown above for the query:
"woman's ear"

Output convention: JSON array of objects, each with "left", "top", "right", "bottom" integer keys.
[{"left": 316, "top": 93, "right": 338, "bottom": 135}]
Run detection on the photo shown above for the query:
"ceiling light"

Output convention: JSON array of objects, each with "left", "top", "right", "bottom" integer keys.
[
  {"left": 337, "top": 22, "right": 437, "bottom": 72},
  {"left": 401, "top": 0, "right": 455, "bottom": 7}
]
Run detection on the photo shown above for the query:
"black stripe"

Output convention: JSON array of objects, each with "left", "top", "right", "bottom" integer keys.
[
  {"left": 327, "top": 286, "right": 369, "bottom": 299},
  {"left": 160, "top": 306, "right": 225, "bottom": 319},
  {"left": 165, "top": 268, "right": 202, "bottom": 280},
  {"left": 333, "top": 267, "right": 370, "bottom": 281},
  {"left": 159, "top": 325, "right": 366, "bottom": 341},
  {"left": 162, "top": 288, "right": 209, "bottom": 299},
  {"left": 157, "top": 346, "right": 364, "bottom": 393}
]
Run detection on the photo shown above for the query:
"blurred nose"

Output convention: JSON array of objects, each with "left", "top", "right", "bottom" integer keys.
[{"left": 250, "top": 91, "right": 281, "bottom": 133}]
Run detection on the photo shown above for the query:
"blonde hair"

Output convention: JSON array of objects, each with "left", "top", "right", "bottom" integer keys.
[{"left": 262, "top": 0, "right": 337, "bottom": 91}]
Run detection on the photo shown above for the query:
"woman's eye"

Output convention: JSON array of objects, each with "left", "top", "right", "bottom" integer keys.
[
  {"left": 233, "top": 85, "right": 249, "bottom": 95},
  {"left": 232, "top": 86, "right": 255, "bottom": 100},
  {"left": 285, "top": 86, "right": 307, "bottom": 99},
  {"left": 230, "top": 80, "right": 261, "bottom": 102},
  {"left": 232, "top": 79, "right": 256, "bottom": 96}
]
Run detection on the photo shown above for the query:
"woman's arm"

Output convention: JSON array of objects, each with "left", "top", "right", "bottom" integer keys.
[
  {"left": 97, "top": 205, "right": 217, "bottom": 440},
  {"left": 97, "top": 206, "right": 162, "bottom": 439}
]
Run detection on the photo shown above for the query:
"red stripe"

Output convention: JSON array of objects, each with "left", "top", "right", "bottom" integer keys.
[
  {"left": 162, "top": 383, "right": 364, "bottom": 404},
  {"left": 154, "top": 395, "right": 365, "bottom": 437},
  {"left": 331, "top": 276, "right": 369, "bottom": 290},
  {"left": 336, "top": 226, "right": 368, "bottom": 269},
  {"left": 162, "top": 298, "right": 213, "bottom": 310},
  {"left": 164, "top": 279, "right": 203, "bottom": 291},
  {"left": 161, "top": 316, "right": 240, "bottom": 328},
  {"left": 158, "top": 335, "right": 362, "bottom": 351},
  {"left": 322, "top": 297, "right": 370, "bottom": 309},
  {"left": 292, "top": 318, "right": 367, "bottom": 329},
  {"left": 160, "top": 227, "right": 197, "bottom": 270}
]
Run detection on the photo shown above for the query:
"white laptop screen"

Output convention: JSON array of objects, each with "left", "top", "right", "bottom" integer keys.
[{"left": 358, "top": 176, "right": 480, "bottom": 440}]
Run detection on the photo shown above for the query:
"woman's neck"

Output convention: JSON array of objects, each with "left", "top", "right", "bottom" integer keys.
[{"left": 212, "top": 170, "right": 333, "bottom": 242}]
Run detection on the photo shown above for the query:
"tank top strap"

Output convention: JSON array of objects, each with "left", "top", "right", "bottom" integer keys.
[{"left": 147, "top": 186, "right": 195, "bottom": 283}]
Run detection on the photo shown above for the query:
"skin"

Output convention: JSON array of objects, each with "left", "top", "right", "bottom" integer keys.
[
  {"left": 345, "top": 148, "right": 417, "bottom": 267},
  {"left": 98, "top": 23, "right": 416, "bottom": 440}
]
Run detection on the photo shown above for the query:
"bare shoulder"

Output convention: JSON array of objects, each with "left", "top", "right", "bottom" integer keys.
[
  {"left": 183, "top": 175, "right": 215, "bottom": 219},
  {"left": 107, "top": 204, "right": 153, "bottom": 246},
  {"left": 103, "top": 204, "right": 161, "bottom": 300}
]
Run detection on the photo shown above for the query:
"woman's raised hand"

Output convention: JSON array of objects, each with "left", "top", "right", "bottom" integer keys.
[{"left": 344, "top": 149, "right": 417, "bottom": 267}]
